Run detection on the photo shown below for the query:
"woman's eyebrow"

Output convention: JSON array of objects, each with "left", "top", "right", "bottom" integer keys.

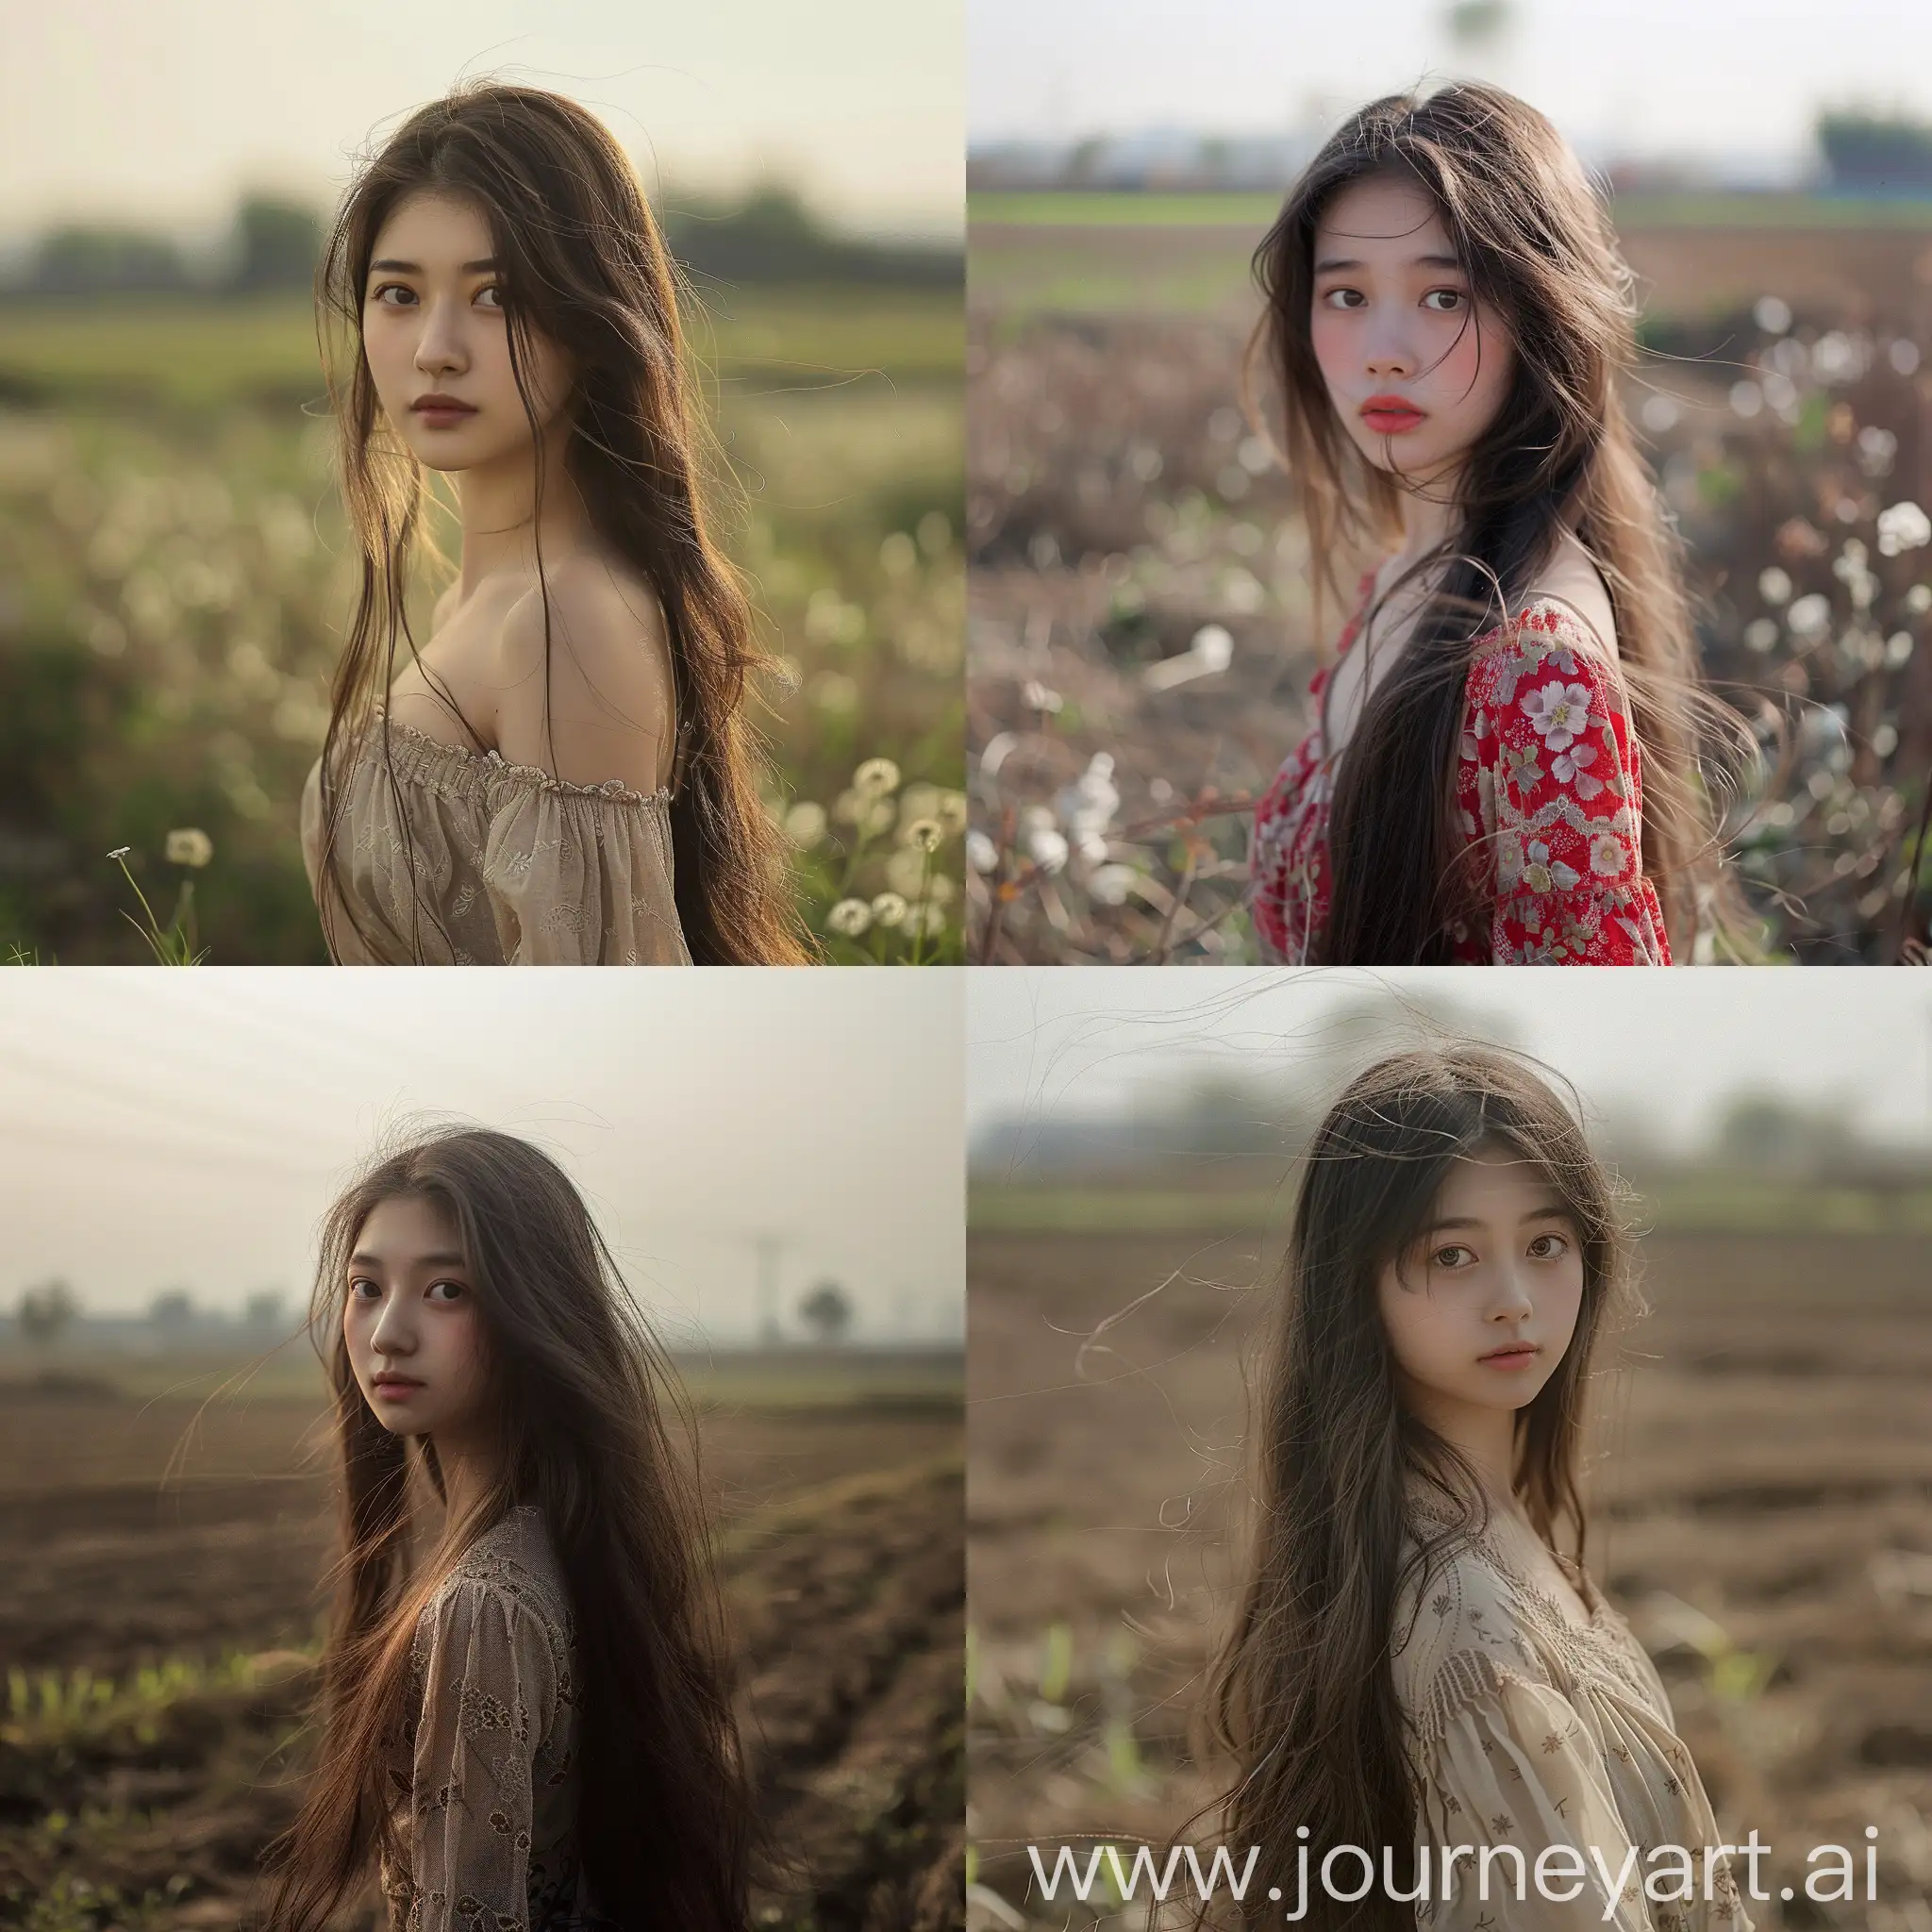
[
  {"left": 367, "top": 258, "right": 498, "bottom": 274},
  {"left": 347, "top": 1248, "right": 468, "bottom": 1268},
  {"left": 1313, "top": 251, "right": 1463, "bottom": 273}
]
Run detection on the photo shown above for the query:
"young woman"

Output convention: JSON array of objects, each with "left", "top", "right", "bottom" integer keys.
[
  {"left": 1247, "top": 85, "right": 1747, "bottom": 966},
  {"left": 1204, "top": 1048, "right": 1749, "bottom": 1929},
  {"left": 261, "top": 1126, "right": 755, "bottom": 1931},
  {"left": 300, "top": 82, "right": 812, "bottom": 965}
]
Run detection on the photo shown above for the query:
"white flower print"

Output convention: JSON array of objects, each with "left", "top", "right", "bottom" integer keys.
[
  {"left": 1520, "top": 680, "right": 1596, "bottom": 752},
  {"left": 1590, "top": 831, "right": 1628, "bottom": 878},
  {"left": 1551, "top": 741, "right": 1603, "bottom": 798}
]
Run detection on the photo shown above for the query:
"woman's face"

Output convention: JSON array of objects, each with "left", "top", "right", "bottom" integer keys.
[
  {"left": 1309, "top": 173, "right": 1515, "bottom": 491},
  {"left": 360, "top": 188, "right": 576, "bottom": 475},
  {"left": 1376, "top": 1147, "right": 1584, "bottom": 1425},
  {"left": 343, "top": 1192, "right": 491, "bottom": 1443}
]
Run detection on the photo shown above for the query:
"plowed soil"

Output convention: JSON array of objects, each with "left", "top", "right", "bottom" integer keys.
[{"left": 0, "top": 1384, "right": 964, "bottom": 1931}]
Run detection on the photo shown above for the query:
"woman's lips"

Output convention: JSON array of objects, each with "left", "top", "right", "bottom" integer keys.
[
  {"left": 412, "top": 405, "right": 475, "bottom": 428},
  {"left": 372, "top": 1376, "right": 425, "bottom": 1398},
  {"left": 1360, "top": 398, "right": 1425, "bottom": 436},
  {"left": 1478, "top": 1345, "right": 1541, "bottom": 1372}
]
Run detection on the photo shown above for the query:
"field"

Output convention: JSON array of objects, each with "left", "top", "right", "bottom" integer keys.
[
  {"left": 0, "top": 1346, "right": 965, "bottom": 1931},
  {"left": 965, "top": 194, "right": 1932, "bottom": 963},
  {"left": 967, "top": 1212, "right": 1932, "bottom": 1930},
  {"left": 0, "top": 280, "right": 965, "bottom": 964}
]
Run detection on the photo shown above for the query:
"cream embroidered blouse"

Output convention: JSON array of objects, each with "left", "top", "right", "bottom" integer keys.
[
  {"left": 300, "top": 716, "right": 690, "bottom": 965},
  {"left": 383, "top": 1507, "right": 594, "bottom": 1932},
  {"left": 1393, "top": 1490, "right": 1750, "bottom": 1930}
]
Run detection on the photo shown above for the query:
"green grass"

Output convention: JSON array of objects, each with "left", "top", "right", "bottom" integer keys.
[
  {"left": 0, "top": 284, "right": 960, "bottom": 410},
  {"left": 0, "top": 1342, "right": 962, "bottom": 1411},
  {"left": 969, "top": 1177, "right": 1932, "bottom": 1239},
  {"left": 969, "top": 190, "right": 1932, "bottom": 232}
]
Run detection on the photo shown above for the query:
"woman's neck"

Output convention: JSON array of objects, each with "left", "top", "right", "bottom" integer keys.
[
  {"left": 1400, "top": 1377, "right": 1520, "bottom": 1508},
  {"left": 432, "top": 1428, "right": 503, "bottom": 1528},
  {"left": 449, "top": 412, "right": 596, "bottom": 598}
]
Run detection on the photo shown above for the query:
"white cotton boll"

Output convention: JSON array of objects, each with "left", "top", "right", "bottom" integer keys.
[
  {"left": 967, "top": 829, "right": 999, "bottom": 874},
  {"left": 1056, "top": 752, "right": 1120, "bottom": 845},
  {"left": 1786, "top": 593, "right": 1832, "bottom": 640},
  {"left": 1089, "top": 863, "right": 1138, "bottom": 907},
  {"left": 1757, "top": 567, "right": 1791, "bottom": 607},
  {"left": 1024, "top": 826, "right": 1070, "bottom": 874}
]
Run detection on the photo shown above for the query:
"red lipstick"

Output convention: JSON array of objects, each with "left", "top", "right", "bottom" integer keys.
[{"left": 1360, "top": 393, "right": 1426, "bottom": 436}]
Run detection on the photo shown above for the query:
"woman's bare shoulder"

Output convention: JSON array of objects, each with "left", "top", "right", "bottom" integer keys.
[{"left": 1522, "top": 535, "right": 1620, "bottom": 662}]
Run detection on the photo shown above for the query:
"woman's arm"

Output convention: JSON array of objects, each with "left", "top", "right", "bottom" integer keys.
[{"left": 408, "top": 1577, "right": 560, "bottom": 1930}]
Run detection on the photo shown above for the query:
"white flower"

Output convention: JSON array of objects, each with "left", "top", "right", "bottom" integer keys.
[
  {"left": 936, "top": 790, "right": 969, "bottom": 835},
  {"left": 106, "top": 845, "right": 132, "bottom": 861},
  {"left": 1498, "top": 834, "right": 1524, "bottom": 893},
  {"left": 901, "top": 818, "right": 944, "bottom": 854},
  {"left": 869, "top": 892, "right": 908, "bottom": 927},
  {"left": 1090, "top": 863, "right": 1139, "bottom": 907},
  {"left": 165, "top": 827, "right": 212, "bottom": 868},
  {"left": 784, "top": 801, "right": 827, "bottom": 846},
  {"left": 1757, "top": 567, "right": 1791, "bottom": 606},
  {"left": 1590, "top": 833, "right": 1627, "bottom": 879},
  {"left": 852, "top": 758, "right": 900, "bottom": 798},
  {"left": 1022, "top": 680, "right": 1064, "bottom": 714},
  {"left": 966, "top": 830, "right": 999, "bottom": 874},
  {"left": 1786, "top": 593, "right": 1833, "bottom": 639},
  {"left": 826, "top": 898, "right": 873, "bottom": 937},
  {"left": 1550, "top": 743, "right": 1602, "bottom": 799},
  {"left": 1876, "top": 501, "right": 1932, "bottom": 558},
  {"left": 1519, "top": 681, "right": 1595, "bottom": 752}
]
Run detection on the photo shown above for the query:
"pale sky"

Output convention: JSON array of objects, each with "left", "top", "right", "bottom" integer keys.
[
  {"left": 969, "top": 0, "right": 1932, "bottom": 171},
  {"left": 0, "top": 0, "right": 963, "bottom": 246},
  {"left": 0, "top": 970, "right": 964, "bottom": 1338},
  {"left": 968, "top": 969, "right": 1932, "bottom": 1158}
]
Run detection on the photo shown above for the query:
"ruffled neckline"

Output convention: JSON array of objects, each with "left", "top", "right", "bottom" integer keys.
[
  {"left": 363, "top": 708, "right": 674, "bottom": 808},
  {"left": 1404, "top": 1475, "right": 1607, "bottom": 1637}
]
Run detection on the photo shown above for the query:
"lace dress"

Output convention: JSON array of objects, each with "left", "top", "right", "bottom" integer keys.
[
  {"left": 300, "top": 715, "right": 689, "bottom": 965},
  {"left": 382, "top": 1507, "right": 600, "bottom": 1931},
  {"left": 1250, "top": 569, "right": 1672, "bottom": 965},
  {"left": 1393, "top": 1488, "right": 1750, "bottom": 1930}
]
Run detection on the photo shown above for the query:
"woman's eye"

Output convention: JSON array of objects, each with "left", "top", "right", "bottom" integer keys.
[
  {"left": 426, "top": 1280, "right": 467, "bottom": 1303},
  {"left": 475, "top": 285, "right": 503, "bottom": 308},
  {"left": 1321, "top": 287, "right": 1365, "bottom": 310},
  {"left": 1527, "top": 1233, "right": 1568, "bottom": 1260},
  {"left": 1432, "top": 1244, "right": 1474, "bottom": 1270},
  {"left": 369, "top": 284, "right": 412, "bottom": 308},
  {"left": 1423, "top": 288, "right": 1466, "bottom": 313},
  {"left": 349, "top": 1278, "right": 381, "bottom": 1301}
]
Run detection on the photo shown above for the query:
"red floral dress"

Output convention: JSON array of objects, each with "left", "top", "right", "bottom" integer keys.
[{"left": 1250, "top": 570, "right": 1671, "bottom": 964}]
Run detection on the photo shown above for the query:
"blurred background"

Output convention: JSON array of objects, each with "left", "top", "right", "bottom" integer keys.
[
  {"left": 967, "top": 968, "right": 1932, "bottom": 1927},
  {"left": 0, "top": 0, "right": 966, "bottom": 964},
  {"left": 0, "top": 970, "right": 964, "bottom": 1927},
  {"left": 966, "top": 0, "right": 1932, "bottom": 964}
]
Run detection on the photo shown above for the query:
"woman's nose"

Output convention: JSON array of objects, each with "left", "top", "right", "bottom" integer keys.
[
  {"left": 414, "top": 297, "right": 467, "bottom": 375},
  {"left": 369, "top": 1297, "right": 415, "bottom": 1355}
]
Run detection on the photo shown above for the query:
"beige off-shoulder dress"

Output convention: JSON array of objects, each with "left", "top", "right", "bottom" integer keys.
[
  {"left": 382, "top": 1506, "right": 597, "bottom": 1932},
  {"left": 1394, "top": 1487, "right": 1751, "bottom": 1930},
  {"left": 300, "top": 715, "right": 689, "bottom": 965}
]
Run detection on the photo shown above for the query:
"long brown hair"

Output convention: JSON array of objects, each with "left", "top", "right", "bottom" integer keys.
[
  {"left": 310, "top": 80, "right": 812, "bottom": 963},
  {"left": 261, "top": 1125, "right": 756, "bottom": 1931},
  {"left": 1252, "top": 83, "right": 1751, "bottom": 962},
  {"left": 1200, "top": 1047, "right": 1640, "bottom": 1929}
]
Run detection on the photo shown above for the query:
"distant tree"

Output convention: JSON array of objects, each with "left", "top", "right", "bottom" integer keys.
[
  {"left": 244, "top": 1289, "right": 287, "bottom": 1329},
  {"left": 17, "top": 1278, "right": 79, "bottom": 1349},
  {"left": 150, "top": 1288, "right": 195, "bottom": 1334},
  {"left": 1443, "top": 0, "right": 1512, "bottom": 52},
  {"left": 797, "top": 1279, "right": 854, "bottom": 1346},
  {"left": 29, "top": 224, "right": 187, "bottom": 295},
  {"left": 1817, "top": 108, "right": 1932, "bottom": 194},
  {"left": 232, "top": 194, "right": 325, "bottom": 291}
]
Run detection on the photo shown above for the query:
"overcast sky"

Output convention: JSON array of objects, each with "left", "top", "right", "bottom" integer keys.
[
  {"left": 0, "top": 0, "right": 962, "bottom": 245},
  {"left": 969, "top": 0, "right": 1932, "bottom": 170},
  {"left": 0, "top": 970, "right": 963, "bottom": 1340},
  {"left": 968, "top": 969, "right": 1932, "bottom": 1156}
]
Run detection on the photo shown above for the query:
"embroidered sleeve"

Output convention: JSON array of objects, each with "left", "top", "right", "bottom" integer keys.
[
  {"left": 482, "top": 787, "right": 689, "bottom": 966},
  {"left": 1459, "top": 608, "right": 1670, "bottom": 965},
  {"left": 409, "top": 1577, "right": 560, "bottom": 1931},
  {"left": 1418, "top": 1674, "right": 1749, "bottom": 1930}
]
